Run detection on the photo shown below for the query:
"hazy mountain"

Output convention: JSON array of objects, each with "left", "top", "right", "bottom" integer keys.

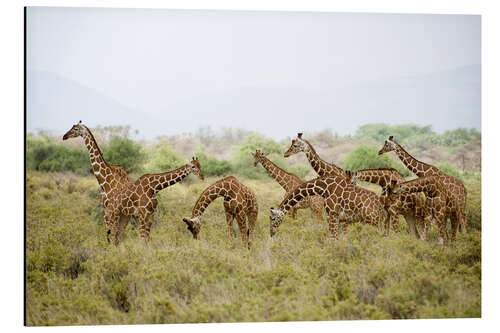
[
  {"left": 26, "top": 70, "right": 159, "bottom": 137},
  {"left": 27, "top": 65, "right": 480, "bottom": 140}
]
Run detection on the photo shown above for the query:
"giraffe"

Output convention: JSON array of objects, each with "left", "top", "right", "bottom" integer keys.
[
  {"left": 63, "top": 121, "right": 134, "bottom": 232},
  {"left": 269, "top": 175, "right": 387, "bottom": 239},
  {"left": 182, "top": 176, "right": 258, "bottom": 249},
  {"left": 252, "top": 149, "right": 323, "bottom": 222},
  {"left": 106, "top": 157, "right": 204, "bottom": 245},
  {"left": 350, "top": 168, "right": 432, "bottom": 239},
  {"left": 378, "top": 136, "right": 467, "bottom": 241},
  {"left": 389, "top": 176, "right": 449, "bottom": 245},
  {"left": 284, "top": 133, "right": 346, "bottom": 178}
]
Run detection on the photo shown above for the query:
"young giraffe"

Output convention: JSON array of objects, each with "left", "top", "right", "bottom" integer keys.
[
  {"left": 105, "top": 157, "right": 204, "bottom": 245},
  {"left": 252, "top": 150, "right": 323, "bottom": 222},
  {"left": 389, "top": 176, "right": 449, "bottom": 245},
  {"left": 63, "top": 121, "right": 134, "bottom": 232},
  {"left": 379, "top": 136, "right": 467, "bottom": 241},
  {"left": 350, "top": 168, "right": 432, "bottom": 239},
  {"left": 182, "top": 176, "right": 258, "bottom": 249},
  {"left": 269, "top": 175, "right": 387, "bottom": 239},
  {"left": 284, "top": 133, "right": 346, "bottom": 178}
]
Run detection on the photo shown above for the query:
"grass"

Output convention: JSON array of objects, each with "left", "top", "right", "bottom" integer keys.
[{"left": 26, "top": 171, "right": 481, "bottom": 326}]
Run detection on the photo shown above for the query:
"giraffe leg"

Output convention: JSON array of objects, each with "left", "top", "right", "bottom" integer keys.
[
  {"left": 236, "top": 213, "right": 249, "bottom": 248},
  {"left": 450, "top": 212, "right": 459, "bottom": 243},
  {"left": 107, "top": 211, "right": 121, "bottom": 246},
  {"left": 116, "top": 214, "right": 130, "bottom": 243},
  {"left": 145, "top": 213, "right": 155, "bottom": 240},
  {"left": 435, "top": 209, "right": 448, "bottom": 246},
  {"left": 137, "top": 212, "right": 150, "bottom": 243},
  {"left": 326, "top": 214, "right": 340, "bottom": 240},
  {"left": 246, "top": 209, "right": 258, "bottom": 249},
  {"left": 405, "top": 214, "right": 420, "bottom": 239},
  {"left": 290, "top": 207, "right": 297, "bottom": 220},
  {"left": 224, "top": 209, "right": 235, "bottom": 248},
  {"left": 310, "top": 197, "right": 324, "bottom": 224}
]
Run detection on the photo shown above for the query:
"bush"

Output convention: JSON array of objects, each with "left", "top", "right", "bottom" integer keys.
[
  {"left": 27, "top": 135, "right": 89, "bottom": 174},
  {"left": 342, "top": 145, "right": 410, "bottom": 177},
  {"left": 103, "top": 137, "right": 144, "bottom": 173},
  {"left": 231, "top": 135, "right": 286, "bottom": 179},
  {"left": 144, "top": 140, "right": 185, "bottom": 173},
  {"left": 354, "top": 124, "right": 433, "bottom": 144},
  {"left": 195, "top": 151, "right": 232, "bottom": 177}
]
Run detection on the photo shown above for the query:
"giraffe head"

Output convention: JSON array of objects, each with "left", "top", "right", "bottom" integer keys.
[
  {"left": 378, "top": 136, "right": 397, "bottom": 155},
  {"left": 388, "top": 179, "right": 404, "bottom": 195},
  {"left": 182, "top": 216, "right": 201, "bottom": 239},
  {"left": 62, "top": 120, "right": 85, "bottom": 140},
  {"left": 284, "top": 133, "right": 308, "bottom": 157},
  {"left": 269, "top": 207, "right": 285, "bottom": 237},
  {"left": 188, "top": 157, "right": 204, "bottom": 180},
  {"left": 252, "top": 149, "right": 266, "bottom": 167},
  {"left": 345, "top": 170, "right": 354, "bottom": 183}
]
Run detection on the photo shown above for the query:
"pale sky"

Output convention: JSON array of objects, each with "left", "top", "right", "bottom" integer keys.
[{"left": 26, "top": 7, "right": 481, "bottom": 140}]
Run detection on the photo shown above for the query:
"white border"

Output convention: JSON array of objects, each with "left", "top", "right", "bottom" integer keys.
[{"left": 2, "top": 0, "right": 498, "bottom": 332}]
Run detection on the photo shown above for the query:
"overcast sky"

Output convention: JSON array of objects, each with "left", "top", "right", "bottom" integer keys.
[{"left": 26, "top": 7, "right": 481, "bottom": 140}]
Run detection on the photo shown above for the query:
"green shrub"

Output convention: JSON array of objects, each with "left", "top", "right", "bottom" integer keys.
[
  {"left": 231, "top": 134, "right": 286, "bottom": 179},
  {"left": 144, "top": 140, "right": 185, "bottom": 173},
  {"left": 27, "top": 135, "right": 89, "bottom": 174},
  {"left": 194, "top": 151, "right": 232, "bottom": 177},
  {"left": 103, "top": 137, "right": 144, "bottom": 173},
  {"left": 342, "top": 145, "right": 410, "bottom": 176}
]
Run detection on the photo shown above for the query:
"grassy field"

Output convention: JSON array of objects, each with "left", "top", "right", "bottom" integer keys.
[{"left": 26, "top": 170, "right": 481, "bottom": 326}]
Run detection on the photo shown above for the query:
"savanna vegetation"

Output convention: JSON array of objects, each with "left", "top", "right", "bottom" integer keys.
[{"left": 26, "top": 124, "right": 481, "bottom": 325}]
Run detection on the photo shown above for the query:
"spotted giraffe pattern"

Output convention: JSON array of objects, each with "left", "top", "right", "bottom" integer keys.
[
  {"left": 252, "top": 150, "right": 323, "bottom": 222},
  {"left": 63, "top": 121, "right": 134, "bottom": 232},
  {"left": 182, "top": 176, "right": 258, "bottom": 249},
  {"left": 351, "top": 168, "right": 432, "bottom": 239},
  {"left": 269, "top": 175, "right": 387, "bottom": 239},
  {"left": 379, "top": 136, "right": 467, "bottom": 241},
  {"left": 284, "top": 133, "right": 346, "bottom": 178},
  {"left": 105, "top": 158, "right": 204, "bottom": 245},
  {"left": 390, "top": 176, "right": 449, "bottom": 245}
]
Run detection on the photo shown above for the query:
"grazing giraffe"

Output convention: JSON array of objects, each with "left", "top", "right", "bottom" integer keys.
[
  {"left": 63, "top": 121, "right": 134, "bottom": 232},
  {"left": 269, "top": 175, "right": 387, "bottom": 239},
  {"left": 105, "top": 157, "right": 204, "bottom": 245},
  {"left": 379, "top": 136, "right": 467, "bottom": 241},
  {"left": 284, "top": 133, "right": 346, "bottom": 178},
  {"left": 182, "top": 176, "right": 258, "bottom": 249},
  {"left": 252, "top": 150, "right": 323, "bottom": 223},
  {"left": 350, "top": 168, "right": 432, "bottom": 239},
  {"left": 389, "top": 176, "right": 449, "bottom": 245}
]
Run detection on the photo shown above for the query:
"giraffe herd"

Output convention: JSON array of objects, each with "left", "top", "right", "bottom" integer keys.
[{"left": 63, "top": 123, "right": 468, "bottom": 247}]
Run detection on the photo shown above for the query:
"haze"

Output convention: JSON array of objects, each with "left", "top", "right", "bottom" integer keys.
[{"left": 26, "top": 7, "right": 481, "bottom": 140}]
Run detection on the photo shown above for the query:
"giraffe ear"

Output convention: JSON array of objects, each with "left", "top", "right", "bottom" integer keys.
[
  {"left": 78, "top": 120, "right": 82, "bottom": 124},
  {"left": 297, "top": 133, "right": 303, "bottom": 138}
]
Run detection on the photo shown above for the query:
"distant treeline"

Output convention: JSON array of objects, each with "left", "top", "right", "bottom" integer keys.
[{"left": 26, "top": 124, "right": 481, "bottom": 182}]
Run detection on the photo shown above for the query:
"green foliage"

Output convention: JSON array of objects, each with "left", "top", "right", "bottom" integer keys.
[
  {"left": 26, "top": 171, "right": 481, "bottom": 325},
  {"left": 439, "top": 128, "right": 481, "bottom": 147},
  {"left": 354, "top": 124, "right": 481, "bottom": 148},
  {"left": 27, "top": 135, "right": 89, "bottom": 174},
  {"left": 231, "top": 134, "right": 287, "bottom": 179},
  {"left": 144, "top": 140, "right": 185, "bottom": 173},
  {"left": 194, "top": 151, "right": 232, "bottom": 177},
  {"left": 342, "top": 145, "right": 410, "bottom": 177},
  {"left": 355, "top": 124, "right": 433, "bottom": 144},
  {"left": 103, "top": 137, "right": 144, "bottom": 173}
]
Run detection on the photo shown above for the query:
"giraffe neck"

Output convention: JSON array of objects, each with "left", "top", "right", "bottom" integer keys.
[
  {"left": 259, "top": 157, "right": 298, "bottom": 192},
  {"left": 192, "top": 179, "right": 232, "bottom": 218},
  {"left": 302, "top": 139, "right": 344, "bottom": 177},
  {"left": 392, "top": 142, "right": 440, "bottom": 177},
  {"left": 356, "top": 169, "right": 403, "bottom": 189},
  {"left": 81, "top": 127, "right": 114, "bottom": 189},
  {"left": 279, "top": 178, "right": 329, "bottom": 214},
  {"left": 145, "top": 165, "right": 192, "bottom": 196},
  {"left": 400, "top": 177, "right": 440, "bottom": 197}
]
